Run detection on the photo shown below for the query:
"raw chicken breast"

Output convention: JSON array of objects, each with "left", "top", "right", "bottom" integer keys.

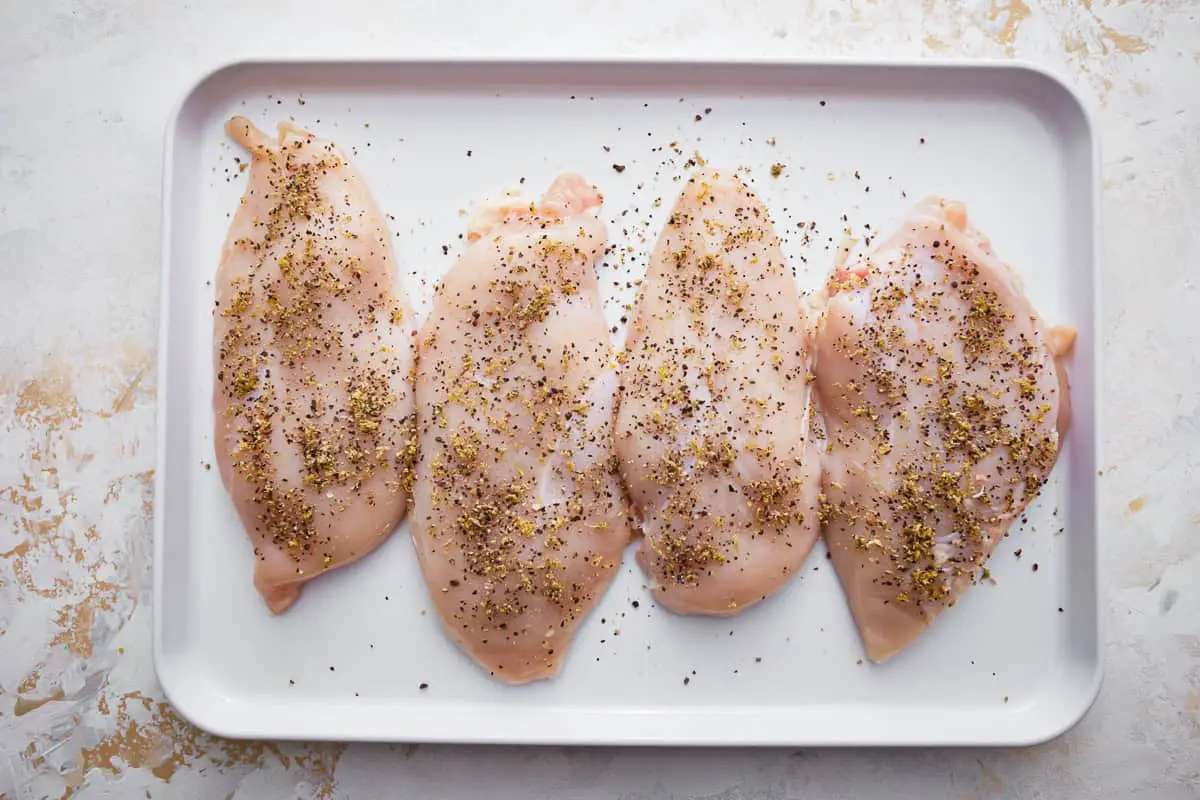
[
  {"left": 412, "top": 174, "right": 632, "bottom": 684},
  {"left": 815, "top": 197, "right": 1074, "bottom": 662},
  {"left": 214, "top": 118, "right": 415, "bottom": 614},
  {"left": 616, "top": 169, "right": 822, "bottom": 615}
]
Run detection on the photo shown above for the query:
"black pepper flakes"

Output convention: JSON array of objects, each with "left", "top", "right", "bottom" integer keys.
[{"left": 814, "top": 192, "right": 1068, "bottom": 628}]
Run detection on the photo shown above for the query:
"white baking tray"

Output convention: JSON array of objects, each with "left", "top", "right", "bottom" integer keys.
[{"left": 154, "top": 59, "right": 1100, "bottom": 746}]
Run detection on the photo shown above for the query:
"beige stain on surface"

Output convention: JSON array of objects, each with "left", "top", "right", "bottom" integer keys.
[
  {"left": 64, "top": 693, "right": 177, "bottom": 792},
  {"left": 1101, "top": 25, "right": 1149, "bottom": 55},
  {"left": 0, "top": 357, "right": 342, "bottom": 796},
  {"left": 8, "top": 538, "right": 64, "bottom": 599},
  {"left": 1126, "top": 495, "right": 1147, "bottom": 517},
  {"left": 1087, "top": 0, "right": 1150, "bottom": 57},
  {"left": 61, "top": 690, "right": 346, "bottom": 796},
  {"left": 49, "top": 601, "right": 97, "bottom": 658},
  {"left": 1062, "top": 32, "right": 1088, "bottom": 57},
  {"left": 924, "top": 34, "right": 950, "bottom": 52},
  {"left": 108, "top": 365, "right": 150, "bottom": 415},
  {"left": 48, "top": 577, "right": 126, "bottom": 659},
  {"left": 16, "top": 670, "right": 42, "bottom": 697},
  {"left": 987, "top": 0, "right": 1032, "bottom": 55},
  {"left": 13, "top": 364, "right": 83, "bottom": 429},
  {"left": 1, "top": 357, "right": 164, "bottom": 790},
  {"left": 1063, "top": 0, "right": 1153, "bottom": 63},
  {"left": 13, "top": 687, "right": 66, "bottom": 716}
]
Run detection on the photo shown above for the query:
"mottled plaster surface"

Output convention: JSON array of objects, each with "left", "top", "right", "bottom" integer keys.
[{"left": 1, "top": 1, "right": 1197, "bottom": 798}]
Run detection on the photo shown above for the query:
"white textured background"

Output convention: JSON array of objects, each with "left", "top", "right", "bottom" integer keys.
[{"left": 1, "top": 1, "right": 1197, "bottom": 798}]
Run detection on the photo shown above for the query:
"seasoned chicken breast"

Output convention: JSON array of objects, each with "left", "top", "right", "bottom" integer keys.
[
  {"left": 616, "top": 169, "right": 822, "bottom": 616},
  {"left": 214, "top": 118, "right": 415, "bottom": 614},
  {"left": 412, "top": 174, "right": 632, "bottom": 684},
  {"left": 815, "top": 197, "right": 1074, "bottom": 662}
]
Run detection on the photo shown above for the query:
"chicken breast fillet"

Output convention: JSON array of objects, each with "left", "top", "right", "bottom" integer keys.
[
  {"left": 412, "top": 174, "right": 632, "bottom": 684},
  {"left": 616, "top": 169, "right": 822, "bottom": 616},
  {"left": 814, "top": 197, "right": 1074, "bottom": 662},
  {"left": 214, "top": 118, "right": 415, "bottom": 614}
]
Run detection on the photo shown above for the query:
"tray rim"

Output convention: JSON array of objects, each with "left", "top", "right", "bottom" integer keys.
[{"left": 153, "top": 56, "right": 1102, "bottom": 747}]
